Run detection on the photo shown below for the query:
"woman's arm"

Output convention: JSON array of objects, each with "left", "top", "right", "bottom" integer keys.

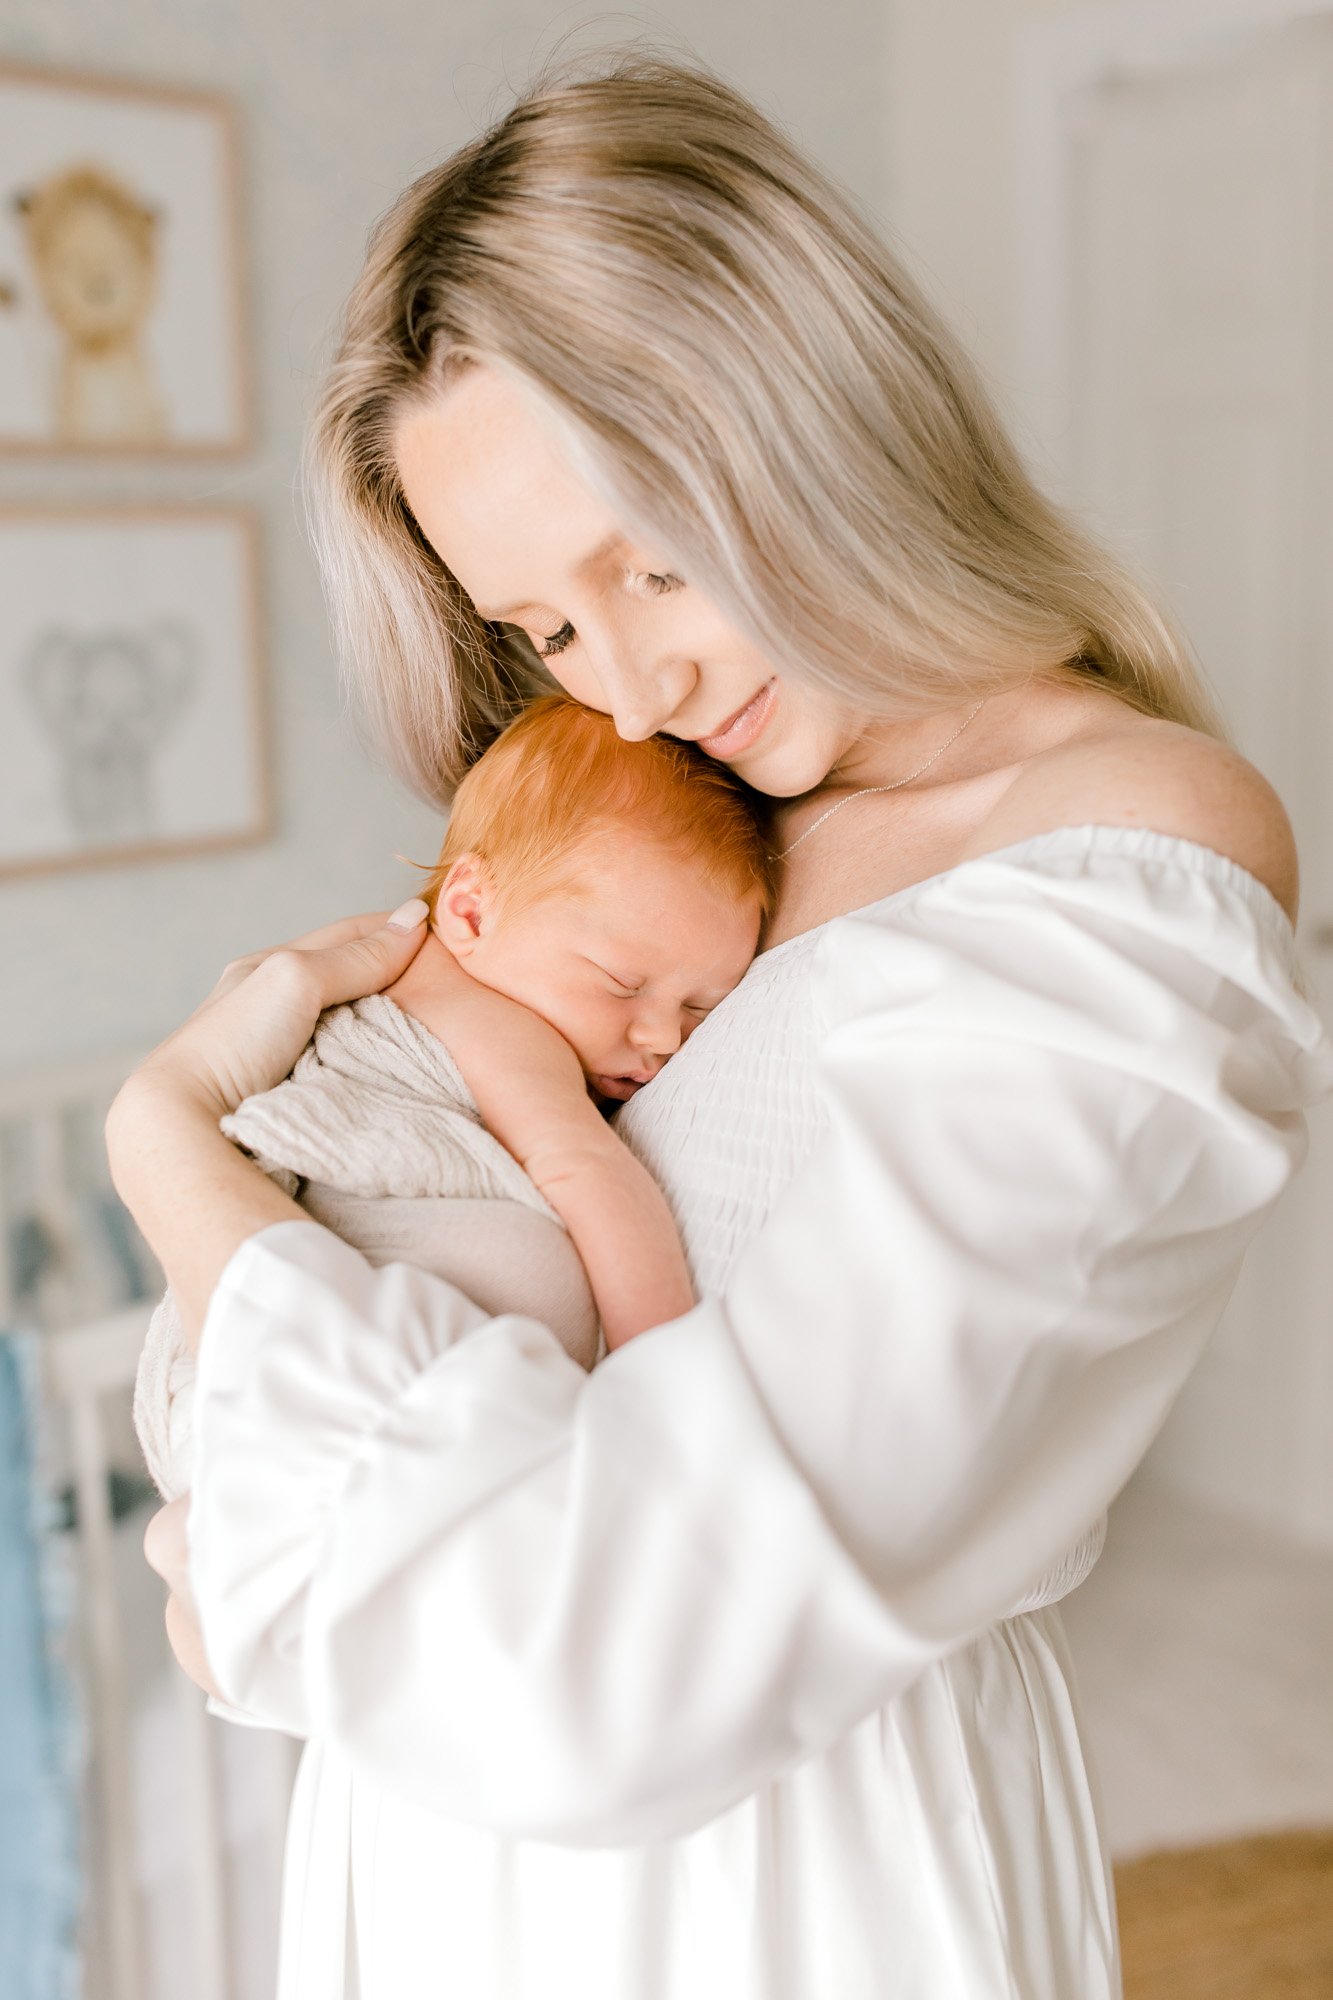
[
  {"left": 163, "top": 848, "right": 1333, "bottom": 1843},
  {"left": 114, "top": 1084, "right": 304, "bottom": 1354},
  {"left": 107, "top": 904, "right": 430, "bottom": 1348}
]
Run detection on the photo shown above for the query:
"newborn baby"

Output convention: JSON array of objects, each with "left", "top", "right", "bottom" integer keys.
[{"left": 133, "top": 694, "right": 772, "bottom": 1505}]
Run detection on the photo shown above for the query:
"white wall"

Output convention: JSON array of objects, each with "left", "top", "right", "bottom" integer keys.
[
  {"left": 882, "top": 1, "right": 1040, "bottom": 446},
  {"left": 0, "top": 2, "right": 891, "bottom": 1068},
  {"left": 881, "top": 0, "right": 1333, "bottom": 1546},
  {"left": 879, "top": 0, "right": 1329, "bottom": 487},
  {"left": 882, "top": 0, "right": 1151, "bottom": 465}
]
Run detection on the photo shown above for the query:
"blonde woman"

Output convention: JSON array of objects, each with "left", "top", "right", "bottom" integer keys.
[{"left": 115, "top": 53, "right": 1331, "bottom": 2000}]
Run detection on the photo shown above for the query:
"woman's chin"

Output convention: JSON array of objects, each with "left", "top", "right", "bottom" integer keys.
[{"left": 730, "top": 739, "right": 840, "bottom": 800}]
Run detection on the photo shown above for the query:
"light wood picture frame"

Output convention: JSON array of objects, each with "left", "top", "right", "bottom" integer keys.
[
  {"left": 0, "top": 505, "right": 272, "bottom": 878},
  {"left": 0, "top": 61, "right": 252, "bottom": 456}
]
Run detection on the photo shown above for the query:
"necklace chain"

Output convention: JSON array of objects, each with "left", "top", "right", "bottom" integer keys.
[{"left": 776, "top": 698, "right": 991, "bottom": 861}]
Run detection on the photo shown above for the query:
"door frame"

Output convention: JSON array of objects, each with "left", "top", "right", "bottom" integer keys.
[
  {"left": 1015, "top": 0, "right": 1333, "bottom": 1542},
  {"left": 1017, "top": 0, "right": 1333, "bottom": 486}
]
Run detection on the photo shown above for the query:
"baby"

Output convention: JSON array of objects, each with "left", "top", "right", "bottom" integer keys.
[{"left": 133, "top": 694, "right": 772, "bottom": 1506}]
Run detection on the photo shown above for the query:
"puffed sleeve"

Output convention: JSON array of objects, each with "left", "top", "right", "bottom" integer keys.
[{"left": 186, "top": 840, "right": 1333, "bottom": 1847}]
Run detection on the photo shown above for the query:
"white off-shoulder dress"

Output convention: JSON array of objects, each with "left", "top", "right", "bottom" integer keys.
[{"left": 186, "top": 826, "right": 1333, "bottom": 2000}]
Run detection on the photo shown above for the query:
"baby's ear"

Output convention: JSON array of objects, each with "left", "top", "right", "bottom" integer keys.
[{"left": 433, "top": 853, "right": 493, "bottom": 951}]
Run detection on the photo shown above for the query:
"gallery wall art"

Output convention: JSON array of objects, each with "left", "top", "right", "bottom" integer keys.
[
  {"left": 0, "top": 507, "right": 271, "bottom": 877},
  {"left": 0, "top": 63, "right": 251, "bottom": 454}
]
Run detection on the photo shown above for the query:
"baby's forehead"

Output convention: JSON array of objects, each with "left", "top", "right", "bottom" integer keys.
[
  {"left": 567, "top": 879, "right": 758, "bottom": 978},
  {"left": 564, "top": 840, "right": 735, "bottom": 914}
]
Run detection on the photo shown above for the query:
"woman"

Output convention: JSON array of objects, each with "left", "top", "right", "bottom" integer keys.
[{"left": 119, "top": 53, "right": 1331, "bottom": 2000}]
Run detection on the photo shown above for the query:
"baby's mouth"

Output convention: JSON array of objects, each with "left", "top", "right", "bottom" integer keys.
[{"left": 589, "top": 1071, "right": 654, "bottom": 1103}]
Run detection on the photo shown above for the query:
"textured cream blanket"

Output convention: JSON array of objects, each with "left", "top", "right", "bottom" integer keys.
[{"left": 132, "top": 992, "right": 599, "bottom": 1503}]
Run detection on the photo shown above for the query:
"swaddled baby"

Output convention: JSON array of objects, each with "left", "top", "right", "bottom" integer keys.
[{"left": 133, "top": 694, "right": 773, "bottom": 1505}]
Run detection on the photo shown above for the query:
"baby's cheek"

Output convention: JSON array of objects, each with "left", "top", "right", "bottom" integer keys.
[
  {"left": 590, "top": 996, "right": 627, "bottom": 1054},
  {"left": 550, "top": 985, "right": 615, "bottom": 1062}
]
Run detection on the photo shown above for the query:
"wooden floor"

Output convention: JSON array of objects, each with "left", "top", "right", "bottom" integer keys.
[
  {"left": 1061, "top": 1472, "right": 1333, "bottom": 1861},
  {"left": 1111, "top": 1829, "right": 1333, "bottom": 2000}
]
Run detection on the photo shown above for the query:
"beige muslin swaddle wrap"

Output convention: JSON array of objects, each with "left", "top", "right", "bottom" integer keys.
[{"left": 132, "top": 991, "right": 599, "bottom": 1503}]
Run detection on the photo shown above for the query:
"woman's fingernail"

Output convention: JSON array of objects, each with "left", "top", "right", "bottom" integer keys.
[{"left": 386, "top": 898, "right": 429, "bottom": 932}]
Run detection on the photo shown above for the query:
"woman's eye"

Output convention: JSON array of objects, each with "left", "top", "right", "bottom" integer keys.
[
  {"left": 537, "top": 620, "right": 576, "bottom": 659},
  {"left": 530, "top": 573, "right": 681, "bottom": 657}
]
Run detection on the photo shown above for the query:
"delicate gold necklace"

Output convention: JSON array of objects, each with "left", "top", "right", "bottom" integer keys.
[{"left": 775, "top": 698, "right": 991, "bottom": 861}]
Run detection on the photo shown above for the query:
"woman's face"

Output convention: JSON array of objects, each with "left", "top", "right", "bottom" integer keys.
[{"left": 393, "top": 363, "right": 861, "bottom": 799}]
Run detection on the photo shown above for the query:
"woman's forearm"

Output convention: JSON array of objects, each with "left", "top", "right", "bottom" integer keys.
[
  {"left": 102, "top": 905, "right": 430, "bottom": 1351},
  {"left": 107, "top": 1079, "right": 304, "bottom": 1353}
]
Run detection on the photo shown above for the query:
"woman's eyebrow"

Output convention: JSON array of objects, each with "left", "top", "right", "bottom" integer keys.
[
  {"left": 472, "top": 531, "right": 626, "bottom": 621},
  {"left": 474, "top": 587, "right": 544, "bottom": 621}
]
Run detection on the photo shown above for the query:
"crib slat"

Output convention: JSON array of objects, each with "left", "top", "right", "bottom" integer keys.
[
  {"left": 0, "top": 1139, "right": 14, "bottom": 1327},
  {"left": 70, "top": 1089, "right": 126, "bottom": 1327},
  {"left": 13, "top": 1044, "right": 291, "bottom": 2000},
  {"left": 43, "top": 1305, "right": 153, "bottom": 1399},
  {"left": 176, "top": 1677, "right": 231, "bottom": 2000},
  {"left": 30, "top": 1106, "right": 77, "bottom": 1330},
  {"left": 68, "top": 1388, "right": 145, "bottom": 2000},
  {"left": 0, "top": 1041, "right": 147, "bottom": 1339}
]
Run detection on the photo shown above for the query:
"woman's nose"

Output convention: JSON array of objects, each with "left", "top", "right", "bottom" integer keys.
[{"left": 588, "top": 644, "right": 697, "bottom": 743}]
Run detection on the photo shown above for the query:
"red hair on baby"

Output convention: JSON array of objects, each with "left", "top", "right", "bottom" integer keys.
[{"left": 419, "top": 694, "right": 776, "bottom": 919}]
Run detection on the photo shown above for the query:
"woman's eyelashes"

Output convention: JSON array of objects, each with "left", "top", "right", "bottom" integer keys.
[
  {"left": 538, "top": 620, "right": 576, "bottom": 660},
  {"left": 534, "top": 570, "right": 684, "bottom": 659}
]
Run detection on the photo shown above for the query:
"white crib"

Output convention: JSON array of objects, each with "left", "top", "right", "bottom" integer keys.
[{"left": 0, "top": 1050, "right": 299, "bottom": 2000}]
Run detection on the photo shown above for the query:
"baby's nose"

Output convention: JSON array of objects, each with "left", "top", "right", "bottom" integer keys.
[{"left": 629, "top": 1011, "right": 682, "bottom": 1059}]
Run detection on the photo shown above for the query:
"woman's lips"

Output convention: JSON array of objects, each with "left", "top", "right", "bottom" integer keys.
[{"left": 694, "top": 678, "right": 777, "bottom": 760}]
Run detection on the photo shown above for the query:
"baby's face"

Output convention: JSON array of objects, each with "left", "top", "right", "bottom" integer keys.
[{"left": 445, "top": 830, "right": 762, "bottom": 1104}]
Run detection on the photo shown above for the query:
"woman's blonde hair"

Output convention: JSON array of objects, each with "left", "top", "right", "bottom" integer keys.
[{"left": 305, "top": 47, "right": 1227, "bottom": 806}]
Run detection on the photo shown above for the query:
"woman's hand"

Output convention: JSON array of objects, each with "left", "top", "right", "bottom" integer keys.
[
  {"left": 104, "top": 900, "right": 432, "bottom": 1350},
  {"left": 143, "top": 1495, "right": 224, "bottom": 1702},
  {"left": 110, "top": 899, "right": 431, "bottom": 1130}
]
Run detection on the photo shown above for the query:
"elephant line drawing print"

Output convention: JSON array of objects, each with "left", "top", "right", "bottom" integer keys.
[
  {"left": 14, "top": 162, "right": 170, "bottom": 445},
  {"left": 0, "top": 506, "right": 268, "bottom": 877},
  {"left": 23, "top": 622, "right": 197, "bottom": 846}
]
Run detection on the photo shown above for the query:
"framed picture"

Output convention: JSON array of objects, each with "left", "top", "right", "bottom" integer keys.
[
  {"left": 0, "top": 62, "right": 250, "bottom": 454},
  {"left": 0, "top": 506, "right": 271, "bottom": 878}
]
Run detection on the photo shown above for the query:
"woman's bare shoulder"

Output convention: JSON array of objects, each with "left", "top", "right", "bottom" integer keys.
[{"left": 967, "top": 714, "right": 1300, "bottom": 923}]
